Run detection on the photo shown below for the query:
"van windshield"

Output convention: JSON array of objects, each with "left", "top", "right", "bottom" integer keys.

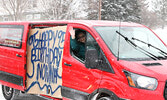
[{"left": 94, "top": 26, "right": 167, "bottom": 61}]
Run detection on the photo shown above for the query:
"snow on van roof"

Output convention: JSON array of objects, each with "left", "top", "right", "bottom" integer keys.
[{"left": 0, "top": 20, "right": 143, "bottom": 27}]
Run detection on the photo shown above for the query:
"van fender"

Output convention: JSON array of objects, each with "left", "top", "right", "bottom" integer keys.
[{"left": 88, "top": 88, "right": 120, "bottom": 100}]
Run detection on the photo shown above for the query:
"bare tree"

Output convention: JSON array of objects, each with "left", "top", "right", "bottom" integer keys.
[
  {"left": 0, "top": 0, "right": 30, "bottom": 21},
  {"left": 38, "top": 0, "right": 64, "bottom": 20},
  {"left": 87, "top": 0, "right": 99, "bottom": 20},
  {"left": 153, "top": 0, "right": 167, "bottom": 29},
  {"left": 139, "top": 0, "right": 157, "bottom": 28},
  {"left": 38, "top": 0, "right": 88, "bottom": 20}
]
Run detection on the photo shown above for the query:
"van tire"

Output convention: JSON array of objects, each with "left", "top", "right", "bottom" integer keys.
[
  {"left": 2, "top": 85, "right": 20, "bottom": 100},
  {"left": 98, "top": 97, "right": 113, "bottom": 100}
]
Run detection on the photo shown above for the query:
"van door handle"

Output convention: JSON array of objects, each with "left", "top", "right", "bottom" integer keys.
[
  {"left": 64, "top": 62, "right": 72, "bottom": 66},
  {"left": 16, "top": 54, "right": 22, "bottom": 57}
]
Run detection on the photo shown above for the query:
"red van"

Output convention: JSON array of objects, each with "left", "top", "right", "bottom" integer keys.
[{"left": 0, "top": 20, "right": 167, "bottom": 100}]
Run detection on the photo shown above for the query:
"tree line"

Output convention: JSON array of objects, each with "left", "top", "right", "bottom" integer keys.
[{"left": 0, "top": 0, "right": 166, "bottom": 29}]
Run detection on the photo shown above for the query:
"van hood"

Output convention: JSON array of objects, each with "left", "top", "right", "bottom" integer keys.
[{"left": 119, "top": 60, "right": 167, "bottom": 81}]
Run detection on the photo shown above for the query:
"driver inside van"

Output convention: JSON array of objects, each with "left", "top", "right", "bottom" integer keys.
[{"left": 69, "top": 27, "right": 86, "bottom": 61}]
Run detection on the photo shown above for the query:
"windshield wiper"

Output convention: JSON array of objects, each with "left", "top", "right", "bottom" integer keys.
[
  {"left": 132, "top": 37, "right": 167, "bottom": 58},
  {"left": 116, "top": 31, "right": 159, "bottom": 60},
  {"left": 116, "top": 31, "right": 137, "bottom": 47}
]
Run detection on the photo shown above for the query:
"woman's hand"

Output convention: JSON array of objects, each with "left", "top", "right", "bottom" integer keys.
[{"left": 69, "top": 26, "right": 75, "bottom": 39}]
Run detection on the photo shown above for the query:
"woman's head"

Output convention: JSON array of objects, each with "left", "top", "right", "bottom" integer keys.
[{"left": 75, "top": 30, "right": 86, "bottom": 43}]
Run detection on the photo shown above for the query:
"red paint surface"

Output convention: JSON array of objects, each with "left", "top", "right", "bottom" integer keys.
[{"left": 0, "top": 21, "right": 166, "bottom": 100}]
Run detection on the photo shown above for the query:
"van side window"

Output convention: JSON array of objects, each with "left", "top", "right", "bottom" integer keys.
[
  {"left": 0, "top": 25, "right": 24, "bottom": 48},
  {"left": 70, "top": 29, "right": 86, "bottom": 61},
  {"left": 86, "top": 33, "right": 100, "bottom": 54},
  {"left": 86, "top": 33, "right": 114, "bottom": 73}
]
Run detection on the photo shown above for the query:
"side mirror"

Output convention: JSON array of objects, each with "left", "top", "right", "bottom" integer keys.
[{"left": 85, "top": 49, "right": 99, "bottom": 69}]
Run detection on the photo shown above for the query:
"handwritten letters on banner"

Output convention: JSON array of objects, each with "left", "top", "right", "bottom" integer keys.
[{"left": 26, "top": 26, "right": 67, "bottom": 98}]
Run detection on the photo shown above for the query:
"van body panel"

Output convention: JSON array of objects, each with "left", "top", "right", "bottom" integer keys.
[
  {"left": 62, "top": 24, "right": 102, "bottom": 97},
  {"left": 99, "top": 77, "right": 165, "bottom": 100},
  {"left": 0, "top": 23, "right": 29, "bottom": 91},
  {"left": 118, "top": 60, "right": 167, "bottom": 81}
]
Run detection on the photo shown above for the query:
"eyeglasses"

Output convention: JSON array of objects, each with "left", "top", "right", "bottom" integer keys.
[
  {"left": 77, "top": 35, "right": 85, "bottom": 40},
  {"left": 78, "top": 35, "right": 85, "bottom": 39}
]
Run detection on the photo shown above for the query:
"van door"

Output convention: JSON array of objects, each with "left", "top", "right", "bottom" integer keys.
[
  {"left": 26, "top": 25, "right": 67, "bottom": 98},
  {"left": 0, "top": 24, "right": 28, "bottom": 91},
  {"left": 62, "top": 25, "right": 102, "bottom": 100}
]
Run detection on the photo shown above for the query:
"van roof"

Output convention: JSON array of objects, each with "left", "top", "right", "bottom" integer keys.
[{"left": 0, "top": 20, "right": 144, "bottom": 27}]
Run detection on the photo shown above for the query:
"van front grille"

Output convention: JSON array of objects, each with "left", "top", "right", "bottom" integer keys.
[{"left": 164, "top": 81, "right": 167, "bottom": 100}]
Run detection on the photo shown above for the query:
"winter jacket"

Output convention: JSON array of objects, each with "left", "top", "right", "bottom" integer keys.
[{"left": 70, "top": 37, "right": 85, "bottom": 60}]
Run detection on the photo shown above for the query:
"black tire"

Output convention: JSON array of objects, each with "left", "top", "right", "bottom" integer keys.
[
  {"left": 2, "top": 85, "right": 20, "bottom": 100},
  {"left": 98, "top": 97, "right": 112, "bottom": 100}
]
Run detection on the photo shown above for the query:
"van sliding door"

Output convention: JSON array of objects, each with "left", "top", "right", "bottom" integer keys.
[{"left": 0, "top": 24, "right": 28, "bottom": 91}]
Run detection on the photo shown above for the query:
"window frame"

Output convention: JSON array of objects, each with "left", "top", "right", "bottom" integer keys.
[
  {"left": 86, "top": 31, "right": 115, "bottom": 73},
  {"left": 70, "top": 28, "right": 87, "bottom": 63}
]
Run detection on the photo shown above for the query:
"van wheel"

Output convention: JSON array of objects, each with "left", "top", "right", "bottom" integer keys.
[
  {"left": 98, "top": 97, "right": 112, "bottom": 100},
  {"left": 2, "top": 85, "right": 20, "bottom": 100}
]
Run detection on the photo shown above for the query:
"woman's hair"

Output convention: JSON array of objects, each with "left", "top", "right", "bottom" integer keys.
[{"left": 75, "top": 29, "right": 86, "bottom": 40}]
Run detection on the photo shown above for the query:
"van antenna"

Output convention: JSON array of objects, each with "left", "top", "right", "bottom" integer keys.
[{"left": 117, "top": 11, "right": 122, "bottom": 61}]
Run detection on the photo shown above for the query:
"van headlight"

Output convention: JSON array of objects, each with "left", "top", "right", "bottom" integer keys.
[{"left": 124, "top": 71, "right": 158, "bottom": 90}]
